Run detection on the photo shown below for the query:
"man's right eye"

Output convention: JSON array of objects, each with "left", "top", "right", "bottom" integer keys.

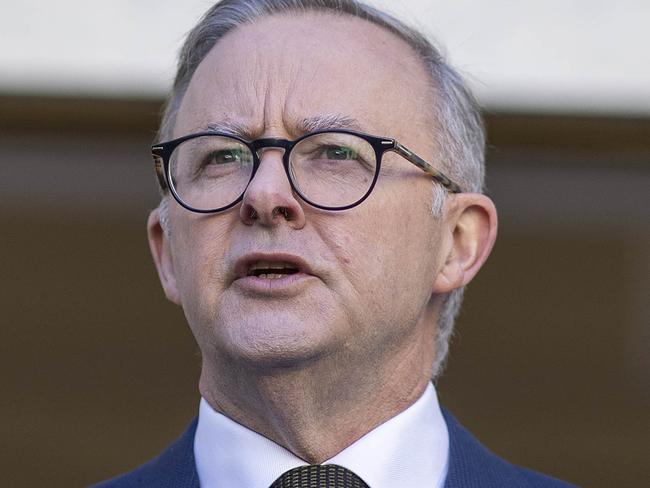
[{"left": 206, "top": 149, "right": 243, "bottom": 165}]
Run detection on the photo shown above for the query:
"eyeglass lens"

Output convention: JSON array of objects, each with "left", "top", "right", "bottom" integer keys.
[{"left": 168, "top": 132, "right": 377, "bottom": 211}]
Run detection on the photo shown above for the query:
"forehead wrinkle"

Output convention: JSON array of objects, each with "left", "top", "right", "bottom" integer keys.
[{"left": 244, "top": 21, "right": 299, "bottom": 138}]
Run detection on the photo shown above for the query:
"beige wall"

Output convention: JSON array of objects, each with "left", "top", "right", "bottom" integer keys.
[{"left": 1, "top": 96, "right": 648, "bottom": 487}]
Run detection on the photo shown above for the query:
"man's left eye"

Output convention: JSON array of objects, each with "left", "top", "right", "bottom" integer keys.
[{"left": 324, "top": 146, "right": 358, "bottom": 160}]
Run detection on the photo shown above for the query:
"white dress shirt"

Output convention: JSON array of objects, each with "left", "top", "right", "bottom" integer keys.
[{"left": 194, "top": 383, "right": 449, "bottom": 488}]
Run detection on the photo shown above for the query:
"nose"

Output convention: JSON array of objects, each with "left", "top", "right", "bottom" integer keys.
[{"left": 239, "top": 149, "right": 306, "bottom": 228}]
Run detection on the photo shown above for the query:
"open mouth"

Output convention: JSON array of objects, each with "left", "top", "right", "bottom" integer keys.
[{"left": 246, "top": 261, "right": 300, "bottom": 280}]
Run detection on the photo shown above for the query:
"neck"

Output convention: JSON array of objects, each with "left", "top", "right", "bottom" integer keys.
[{"left": 199, "top": 332, "right": 435, "bottom": 463}]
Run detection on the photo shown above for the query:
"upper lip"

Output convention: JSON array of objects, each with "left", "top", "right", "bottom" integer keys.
[{"left": 233, "top": 252, "right": 315, "bottom": 280}]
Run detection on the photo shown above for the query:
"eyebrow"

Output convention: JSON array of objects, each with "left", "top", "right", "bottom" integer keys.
[
  {"left": 197, "top": 113, "right": 365, "bottom": 140},
  {"left": 297, "top": 114, "right": 365, "bottom": 133},
  {"left": 199, "top": 121, "right": 256, "bottom": 140}
]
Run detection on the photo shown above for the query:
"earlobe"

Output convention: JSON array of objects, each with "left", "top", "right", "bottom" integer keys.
[
  {"left": 433, "top": 193, "right": 498, "bottom": 294},
  {"left": 147, "top": 207, "right": 181, "bottom": 305}
]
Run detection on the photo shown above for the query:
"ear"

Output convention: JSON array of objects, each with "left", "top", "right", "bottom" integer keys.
[
  {"left": 433, "top": 193, "right": 498, "bottom": 294},
  {"left": 147, "top": 207, "right": 181, "bottom": 305}
]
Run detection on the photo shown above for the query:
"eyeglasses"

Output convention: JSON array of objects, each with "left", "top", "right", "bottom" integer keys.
[{"left": 151, "top": 129, "right": 461, "bottom": 213}]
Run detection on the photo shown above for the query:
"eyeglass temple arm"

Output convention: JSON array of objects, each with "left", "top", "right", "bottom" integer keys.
[
  {"left": 151, "top": 152, "right": 169, "bottom": 191},
  {"left": 392, "top": 142, "right": 462, "bottom": 193}
]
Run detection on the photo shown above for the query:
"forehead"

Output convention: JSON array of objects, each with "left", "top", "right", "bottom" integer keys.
[{"left": 175, "top": 12, "right": 435, "bottom": 139}]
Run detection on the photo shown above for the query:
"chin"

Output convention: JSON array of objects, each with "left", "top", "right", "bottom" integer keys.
[{"left": 211, "top": 312, "right": 340, "bottom": 371}]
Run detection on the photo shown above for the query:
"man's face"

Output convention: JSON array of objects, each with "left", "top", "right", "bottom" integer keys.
[{"left": 157, "top": 13, "right": 450, "bottom": 373}]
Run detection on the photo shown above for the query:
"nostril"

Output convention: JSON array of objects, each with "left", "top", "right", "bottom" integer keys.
[{"left": 272, "top": 207, "right": 291, "bottom": 220}]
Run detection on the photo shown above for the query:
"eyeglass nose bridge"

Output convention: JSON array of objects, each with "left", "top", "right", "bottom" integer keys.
[
  {"left": 249, "top": 137, "right": 294, "bottom": 158},
  {"left": 247, "top": 138, "right": 296, "bottom": 180}
]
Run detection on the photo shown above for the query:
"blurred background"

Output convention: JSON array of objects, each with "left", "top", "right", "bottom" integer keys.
[{"left": 1, "top": 1, "right": 648, "bottom": 486}]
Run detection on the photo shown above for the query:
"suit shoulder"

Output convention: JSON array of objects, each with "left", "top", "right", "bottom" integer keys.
[
  {"left": 90, "top": 419, "right": 199, "bottom": 488},
  {"left": 442, "top": 408, "right": 578, "bottom": 487},
  {"left": 513, "top": 464, "right": 578, "bottom": 487}
]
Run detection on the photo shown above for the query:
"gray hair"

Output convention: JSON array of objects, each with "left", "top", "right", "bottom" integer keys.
[{"left": 157, "top": 0, "right": 486, "bottom": 378}]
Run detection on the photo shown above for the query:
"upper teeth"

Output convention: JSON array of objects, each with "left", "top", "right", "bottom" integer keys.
[
  {"left": 256, "top": 273, "right": 286, "bottom": 280},
  {"left": 248, "top": 261, "right": 298, "bottom": 276},
  {"left": 249, "top": 260, "right": 296, "bottom": 271}
]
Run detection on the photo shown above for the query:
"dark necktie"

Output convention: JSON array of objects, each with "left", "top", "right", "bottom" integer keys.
[{"left": 269, "top": 464, "right": 370, "bottom": 488}]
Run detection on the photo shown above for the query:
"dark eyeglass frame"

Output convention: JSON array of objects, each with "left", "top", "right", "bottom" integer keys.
[{"left": 151, "top": 129, "right": 462, "bottom": 213}]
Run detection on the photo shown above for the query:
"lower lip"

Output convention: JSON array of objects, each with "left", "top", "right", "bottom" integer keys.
[{"left": 233, "top": 272, "right": 318, "bottom": 295}]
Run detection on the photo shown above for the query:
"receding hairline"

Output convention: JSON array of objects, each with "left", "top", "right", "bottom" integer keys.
[{"left": 214, "top": 9, "right": 433, "bottom": 65}]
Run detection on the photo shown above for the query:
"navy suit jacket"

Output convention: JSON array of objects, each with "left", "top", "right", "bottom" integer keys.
[{"left": 93, "top": 409, "right": 576, "bottom": 487}]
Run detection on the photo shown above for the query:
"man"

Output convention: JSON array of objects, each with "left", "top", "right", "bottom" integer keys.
[{"left": 95, "top": 0, "right": 574, "bottom": 486}]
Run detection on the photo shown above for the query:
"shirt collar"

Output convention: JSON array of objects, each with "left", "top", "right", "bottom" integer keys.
[{"left": 194, "top": 383, "right": 449, "bottom": 488}]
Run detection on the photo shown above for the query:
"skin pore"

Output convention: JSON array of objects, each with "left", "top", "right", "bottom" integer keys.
[{"left": 148, "top": 12, "right": 497, "bottom": 462}]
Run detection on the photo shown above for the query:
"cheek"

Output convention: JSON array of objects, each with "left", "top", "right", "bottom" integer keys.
[
  {"left": 319, "top": 202, "right": 437, "bottom": 298},
  {"left": 320, "top": 212, "right": 437, "bottom": 348},
  {"left": 169, "top": 215, "right": 234, "bottom": 311}
]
